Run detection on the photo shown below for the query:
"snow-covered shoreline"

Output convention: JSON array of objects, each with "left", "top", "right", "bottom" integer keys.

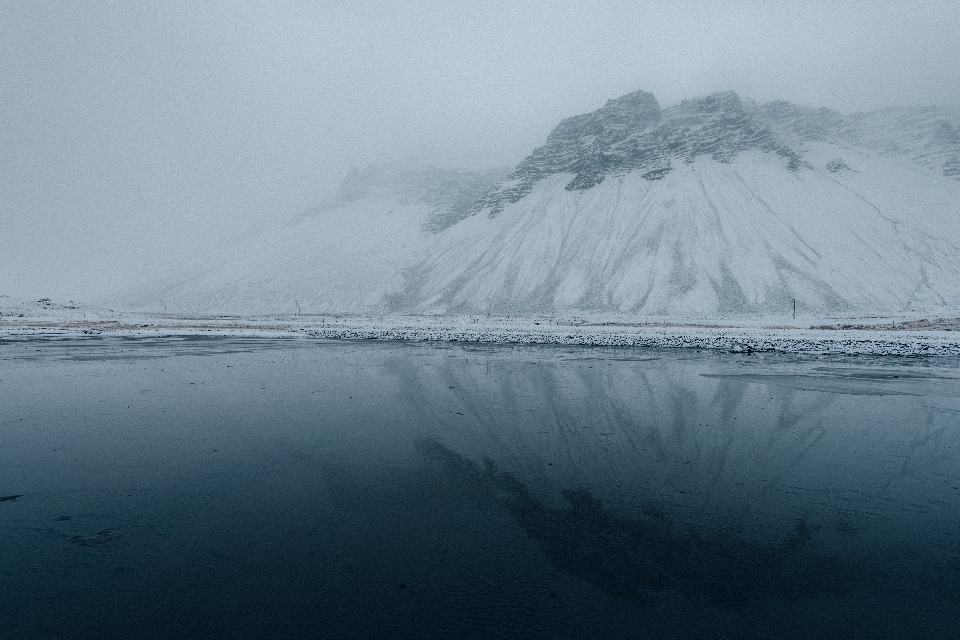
[
  {"left": 300, "top": 321, "right": 960, "bottom": 356},
  {"left": 2, "top": 299, "right": 959, "bottom": 356}
]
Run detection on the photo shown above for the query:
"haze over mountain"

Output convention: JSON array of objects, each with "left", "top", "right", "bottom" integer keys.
[{"left": 121, "top": 89, "right": 960, "bottom": 319}]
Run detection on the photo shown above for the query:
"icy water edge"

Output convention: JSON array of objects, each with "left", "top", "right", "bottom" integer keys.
[{"left": 1, "top": 335, "right": 959, "bottom": 638}]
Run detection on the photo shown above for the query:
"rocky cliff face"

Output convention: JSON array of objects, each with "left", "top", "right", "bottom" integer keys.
[
  {"left": 472, "top": 90, "right": 960, "bottom": 219},
  {"left": 471, "top": 90, "right": 806, "bottom": 217}
]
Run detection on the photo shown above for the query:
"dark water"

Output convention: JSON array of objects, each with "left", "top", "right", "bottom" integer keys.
[{"left": 2, "top": 335, "right": 960, "bottom": 638}]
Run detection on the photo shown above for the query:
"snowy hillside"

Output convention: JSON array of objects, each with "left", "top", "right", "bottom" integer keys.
[
  {"left": 117, "top": 90, "right": 960, "bottom": 319},
  {"left": 409, "top": 150, "right": 960, "bottom": 317},
  {"left": 123, "top": 164, "right": 506, "bottom": 315},
  {"left": 406, "top": 91, "right": 960, "bottom": 318}
]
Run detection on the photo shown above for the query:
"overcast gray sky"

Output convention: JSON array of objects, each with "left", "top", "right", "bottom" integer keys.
[{"left": 2, "top": 0, "right": 959, "bottom": 301}]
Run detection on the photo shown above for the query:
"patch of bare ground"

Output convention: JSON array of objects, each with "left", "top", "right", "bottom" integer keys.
[
  {"left": 0, "top": 318, "right": 295, "bottom": 333},
  {"left": 570, "top": 321, "right": 729, "bottom": 329}
]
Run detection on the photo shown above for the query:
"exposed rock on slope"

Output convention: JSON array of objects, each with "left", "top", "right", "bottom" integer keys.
[
  {"left": 750, "top": 100, "right": 960, "bottom": 179},
  {"left": 471, "top": 90, "right": 805, "bottom": 217}
]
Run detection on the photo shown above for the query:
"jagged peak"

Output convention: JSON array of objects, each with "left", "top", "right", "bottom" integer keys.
[
  {"left": 674, "top": 89, "right": 744, "bottom": 113},
  {"left": 603, "top": 88, "right": 659, "bottom": 107},
  {"left": 546, "top": 89, "right": 661, "bottom": 146}
]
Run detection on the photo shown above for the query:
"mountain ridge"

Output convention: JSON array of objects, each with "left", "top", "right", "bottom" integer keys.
[
  {"left": 470, "top": 90, "right": 810, "bottom": 217},
  {"left": 114, "top": 88, "right": 960, "bottom": 319}
]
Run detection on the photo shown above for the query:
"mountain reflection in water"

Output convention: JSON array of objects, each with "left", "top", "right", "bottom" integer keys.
[{"left": 416, "top": 439, "right": 850, "bottom": 607}]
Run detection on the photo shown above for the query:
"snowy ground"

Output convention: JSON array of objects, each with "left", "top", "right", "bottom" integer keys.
[{"left": 3, "top": 296, "right": 959, "bottom": 356}]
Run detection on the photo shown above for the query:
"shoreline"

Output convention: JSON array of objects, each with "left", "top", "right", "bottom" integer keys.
[{"left": 2, "top": 313, "right": 960, "bottom": 356}]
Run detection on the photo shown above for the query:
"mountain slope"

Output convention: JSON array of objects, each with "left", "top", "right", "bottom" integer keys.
[
  {"left": 400, "top": 91, "right": 960, "bottom": 318},
  {"left": 407, "top": 148, "right": 960, "bottom": 317},
  {"left": 125, "top": 164, "right": 506, "bottom": 315}
]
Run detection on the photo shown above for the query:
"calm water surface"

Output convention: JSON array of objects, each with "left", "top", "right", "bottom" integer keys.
[{"left": 1, "top": 335, "right": 959, "bottom": 638}]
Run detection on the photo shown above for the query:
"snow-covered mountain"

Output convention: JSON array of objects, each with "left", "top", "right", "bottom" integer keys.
[{"left": 119, "top": 90, "right": 960, "bottom": 319}]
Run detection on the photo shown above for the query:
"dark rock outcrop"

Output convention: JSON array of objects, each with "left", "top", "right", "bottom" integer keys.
[
  {"left": 472, "top": 90, "right": 806, "bottom": 217},
  {"left": 826, "top": 158, "right": 852, "bottom": 173},
  {"left": 470, "top": 89, "right": 960, "bottom": 219}
]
